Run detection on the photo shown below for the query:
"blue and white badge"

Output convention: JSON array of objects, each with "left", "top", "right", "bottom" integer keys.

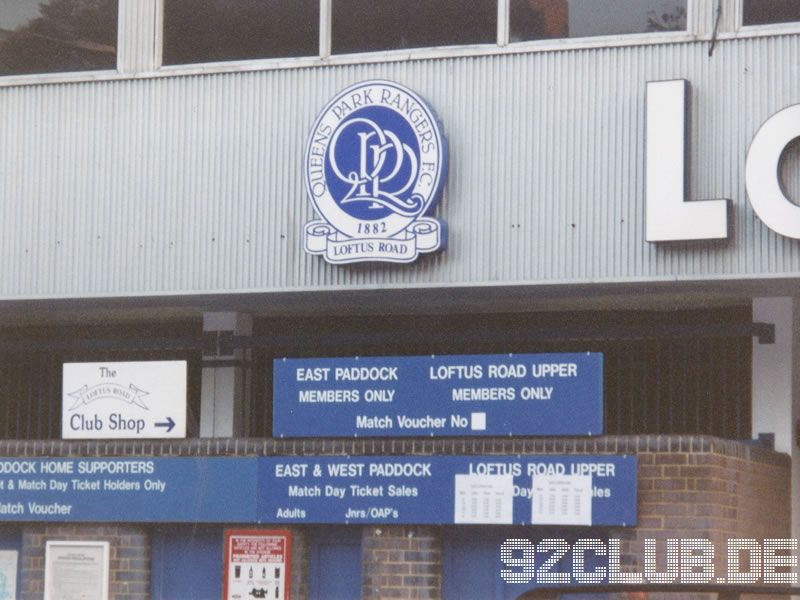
[{"left": 304, "top": 80, "right": 448, "bottom": 264}]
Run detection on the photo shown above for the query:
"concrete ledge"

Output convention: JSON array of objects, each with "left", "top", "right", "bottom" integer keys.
[{"left": 0, "top": 435, "right": 789, "bottom": 466}]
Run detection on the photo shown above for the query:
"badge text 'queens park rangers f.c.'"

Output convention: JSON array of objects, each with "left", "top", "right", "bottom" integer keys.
[{"left": 304, "top": 80, "right": 448, "bottom": 264}]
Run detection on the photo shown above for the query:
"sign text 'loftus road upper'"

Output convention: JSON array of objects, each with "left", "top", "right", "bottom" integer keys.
[{"left": 273, "top": 353, "right": 603, "bottom": 438}]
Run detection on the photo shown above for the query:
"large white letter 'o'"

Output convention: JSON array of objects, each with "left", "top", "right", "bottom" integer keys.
[{"left": 746, "top": 104, "right": 800, "bottom": 239}]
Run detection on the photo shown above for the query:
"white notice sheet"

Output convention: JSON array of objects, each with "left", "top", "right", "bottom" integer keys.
[
  {"left": 530, "top": 474, "right": 592, "bottom": 525},
  {"left": 454, "top": 474, "right": 514, "bottom": 524}
]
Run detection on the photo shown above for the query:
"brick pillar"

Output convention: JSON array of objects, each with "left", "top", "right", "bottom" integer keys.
[
  {"left": 289, "top": 527, "right": 308, "bottom": 600},
  {"left": 21, "top": 523, "right": 149, "bottom": 600},
  {"left": 616, "top": 445, "right": 790, "bottom": 600},
  {"left": 362, "top": 526, "right": 441, "bottom": 599}
]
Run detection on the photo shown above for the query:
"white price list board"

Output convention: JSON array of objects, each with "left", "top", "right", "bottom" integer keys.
[
  {"left": 454, "top": 474, "right": 514, "bottom": 524},
  {"left": 531, "top": 474, "right": 592, "bottom": 525}
]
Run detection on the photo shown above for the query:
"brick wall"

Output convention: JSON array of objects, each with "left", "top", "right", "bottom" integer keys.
[
  {"left": 362, "top": 526, "right": 441, "bottom": 599},
  {"left": 21, "top": 523, "right": 148, "bottom": 600},
  {"left": 2, "top": 435, "right": 790, "bottom": 599},
  {"left": 613, "top": 439, "right": 790, "bottom": 600}
]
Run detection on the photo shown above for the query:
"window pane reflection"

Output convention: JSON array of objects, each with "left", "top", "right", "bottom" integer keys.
[
  {"left": 510, "top": 0, "right": 687, "bottom": 42},
  {"left": 332, "top": 0, "right": 496, "bottom": 54},
  {"left": 743, "top": 0, "right": 800, "bottom": 25},
  {"left": 0, "top": 0, "right": 118, "bottom": 76},
  {"left": 163, "top": 0, "right": 319, "bottom": 66}
]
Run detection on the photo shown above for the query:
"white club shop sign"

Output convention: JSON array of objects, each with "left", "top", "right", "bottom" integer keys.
[
  {"left": 646, "top": 79, "right": 800, "bottom": 242},
  {"left": 62, "top": 361, "right": 187, "bottom": 440}
]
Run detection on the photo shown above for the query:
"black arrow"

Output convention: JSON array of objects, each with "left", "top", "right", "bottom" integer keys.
[{"left": 155, "top": 416, "right": 176, "bottom": 433}]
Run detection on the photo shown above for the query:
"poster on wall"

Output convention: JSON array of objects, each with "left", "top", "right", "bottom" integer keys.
[
  {"left": 0, "top": 551, "right": 17, "bottom": 600},
  {"left": 223, "top": 530, "right": 291, "bottom": 600},
  {"left": 62, "top": 360, "right": 187, "bottom": 440},
  {"left": 44, "top": 541, "right": 109, "bottom": 600}
]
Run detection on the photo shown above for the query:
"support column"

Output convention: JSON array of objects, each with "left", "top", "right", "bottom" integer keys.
[
  {"left": 362, "top": 526, "right": 441, "bottom": 599},
  {"left": 201, "top": 312, "right": 252, "bottom": 438},
  {"left": 686, "top": 0, "right": 742, "bottom": 37},
  {"left": 117, "top": 0, "right": 162, "bottom": 74},
  {"left": 752, "top": 297, "right": 800, "bottom": 540},
  {"left": 289, "top": 528, "right": 308, "bottom": 600}
]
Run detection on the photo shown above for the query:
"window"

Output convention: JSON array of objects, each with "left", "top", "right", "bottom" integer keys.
[
  {"left": 0, "top": 0, "right": 117, "bottom": 76},
  {"left": 162, "top": 0, "right": 319, "bottom": 65},
  {"left": 332, "top": 0, "right": 496, "bottom": 55},
  {"left": 510, "top": 0, "right": 687, "bottom": 42},
  {"left": 743, "top": 0, "right": 800, "bottom": 26}
]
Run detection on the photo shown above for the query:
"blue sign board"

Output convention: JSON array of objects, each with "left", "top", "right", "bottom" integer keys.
[
  {"left": 273, "top": 353, "right": 603, "bottom": 437},
  {"left": 0, "top": 458, "right": 256, "bottom": 523},
  {"left": 0, "top": 455, "right": 635, "bottom": 526},
  {"left": 258, "top": 455, "right": 636, "bottom": 526}
]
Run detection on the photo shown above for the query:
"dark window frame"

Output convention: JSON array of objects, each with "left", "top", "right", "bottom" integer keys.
[
  {"left": 509, "top": 0, "right": 689, "bottom": 44},
  {"left": 0, "top": 0, "right": 119, "bottom": 77},
  {"left": 161, "top": 0, "right": 320, "bottom": 67},
  {"left": 742, "top": 0, "right": 800, "bottom": 27}
]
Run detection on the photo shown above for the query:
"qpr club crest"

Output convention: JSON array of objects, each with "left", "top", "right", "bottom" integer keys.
[{"left": 304, "top": 80, "right": 448, "bottom": 264}]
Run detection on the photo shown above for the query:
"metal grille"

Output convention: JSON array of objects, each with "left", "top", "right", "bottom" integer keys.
[
  {"left": 250, "top": 308, "right": 753, "bottom": 439},
  {"left": 0, "top": 309, "right": 753, "bottom": 441},
  {"left": 0, "top": 322, "right": 203, "bottom": 440}
]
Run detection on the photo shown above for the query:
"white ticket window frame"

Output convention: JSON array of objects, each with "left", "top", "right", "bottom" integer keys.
[
  {"left": 0, "top": 550, "right": 18, "bottom": 600},
  {"left": 44, "top": 541, "right": 109, "bottom": 600}
]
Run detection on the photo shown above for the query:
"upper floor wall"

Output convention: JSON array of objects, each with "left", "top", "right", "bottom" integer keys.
[{"left": 1, "top": 0, "right": 800, "bottom": 301}]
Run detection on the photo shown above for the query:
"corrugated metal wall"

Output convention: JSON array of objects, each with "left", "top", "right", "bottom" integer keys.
[{"left": 0, "top": 35, "right": 799, "bottom": 299}]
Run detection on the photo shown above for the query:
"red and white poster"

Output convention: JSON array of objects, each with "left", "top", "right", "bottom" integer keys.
[{"left": 223, "top": 530, "right": 291, "bottom": 600}]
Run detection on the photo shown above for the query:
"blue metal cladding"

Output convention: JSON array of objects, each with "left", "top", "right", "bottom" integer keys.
[
  {"left": 307, "top": 527, "right": 362, "bottom": 600},
  {"left": 272, "top": 352, "right": 603, "bottom": 437},
  {"left": 151, "top": 525, "right": 223, "bottom": 600},
  {"left": 442, "top": 527, "right": 611, "bottom": 600}
]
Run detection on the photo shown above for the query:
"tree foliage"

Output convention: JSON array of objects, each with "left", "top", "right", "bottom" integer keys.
[{"left": 0, "top": 0, "right": 117, "bottom": 75}]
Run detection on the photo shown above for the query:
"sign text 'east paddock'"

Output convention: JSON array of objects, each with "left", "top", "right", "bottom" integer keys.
[{"left": 273, "top": 353, "right": 603, "bottom": 437}]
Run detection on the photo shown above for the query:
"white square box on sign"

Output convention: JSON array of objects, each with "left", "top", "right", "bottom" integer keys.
[
  {"left": 470, "top": 412, "right": 486, "bottom": 431},
  {"left": 62, "top": 360, "right": 187, "bottom": 440}
]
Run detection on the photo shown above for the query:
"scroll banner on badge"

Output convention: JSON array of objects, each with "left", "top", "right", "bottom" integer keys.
[
  {"left": 66, "top": 383, "right": 149, "bottom": 410},
  {"left": 304, "top": 217, "right": 441, "bottom": 263},
  {"left": 273, "top": 352, "right": 603, "bottom": 438}
]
